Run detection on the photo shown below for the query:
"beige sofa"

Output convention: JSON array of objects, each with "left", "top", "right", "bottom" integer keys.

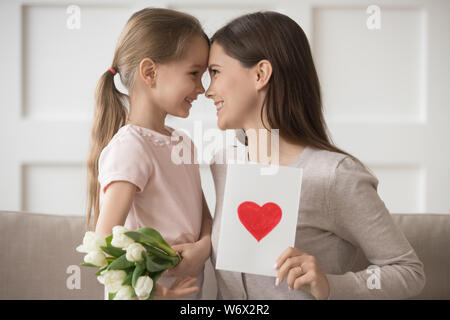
[{"left": 0, "top": 210, "right": 449, "bottom": 299}]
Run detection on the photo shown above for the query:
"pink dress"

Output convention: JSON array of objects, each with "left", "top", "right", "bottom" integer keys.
[{"left": 98, "top": 124, "right": 204, "bottom": 299}]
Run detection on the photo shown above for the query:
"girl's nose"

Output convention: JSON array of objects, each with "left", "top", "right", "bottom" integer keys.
[{"left": 198, "top": 83, "right": 205, "bottom": 94}]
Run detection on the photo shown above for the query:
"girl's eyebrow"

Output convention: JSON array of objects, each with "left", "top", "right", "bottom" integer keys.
[{"left": 190, "top": 63, "right": 207, "bottom": 69}]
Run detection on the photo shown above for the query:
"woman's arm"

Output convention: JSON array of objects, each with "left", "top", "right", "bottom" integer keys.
[{"left": 326, "top": 157, "right": 426, "bottom": 299}]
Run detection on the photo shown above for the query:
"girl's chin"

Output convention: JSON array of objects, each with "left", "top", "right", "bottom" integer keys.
[{"left": 180, "top": 111, "right": 190, "bottom": 118}]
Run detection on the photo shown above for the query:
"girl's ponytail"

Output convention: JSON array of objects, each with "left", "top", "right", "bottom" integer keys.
[
  {"left": 85, "top": 8, "right": 208, "bottom": 232},
  {"left": 85, "top": 66, "right": 128, "bottom": 231}
]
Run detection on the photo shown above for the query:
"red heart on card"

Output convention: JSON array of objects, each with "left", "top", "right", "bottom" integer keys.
[{"left": 237, "top": 201, "right": 282, "bottom": 242}]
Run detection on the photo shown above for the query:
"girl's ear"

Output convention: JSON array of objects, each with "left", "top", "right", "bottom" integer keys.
[
  {"left": 254, "top": 59, "right": 272, "bottom": 91},
  {"left": 139, "top": 58, "right": 157, "bottom": 87}
]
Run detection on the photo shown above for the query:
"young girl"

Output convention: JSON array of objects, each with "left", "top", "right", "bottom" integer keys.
[
  {"left": 206, "top": 11, "right": 426, "bottom": 300},
  {"left": 85, "top": 8, "right": 212, "bottom": 300}
]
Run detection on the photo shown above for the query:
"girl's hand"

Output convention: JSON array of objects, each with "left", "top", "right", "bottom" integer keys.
[
  {"left": 275, "top": 247, "right": 330, "bottom": 300},
  {"left": 165, "top": 238, "right": 211, "bottom": 278},
  {"left": 153, "top": 276, "right": 200, "bottom": 300}
]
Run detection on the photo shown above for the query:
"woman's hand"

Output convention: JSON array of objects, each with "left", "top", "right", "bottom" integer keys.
[
  {"left": 153, "top": 276, "right": 200, "bottom": 300},
  {"left": 275, "top": 247, "right": 330, "bottom": 300},
  {"left": 165, "top": 237, "right": 211, "bottom": 278}
]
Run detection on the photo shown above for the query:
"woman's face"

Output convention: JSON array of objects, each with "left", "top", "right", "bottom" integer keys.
[{"left": 205, "top": 43, "right": 259, "bottom": 130}]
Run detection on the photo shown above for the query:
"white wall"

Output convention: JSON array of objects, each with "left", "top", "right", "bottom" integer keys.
[{"left": 1, "top": 0, "right": 449, "bottom": 218}]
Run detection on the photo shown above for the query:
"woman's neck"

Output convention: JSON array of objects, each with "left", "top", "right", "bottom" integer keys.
[{"left": 245, "top": 128, "right": 306, "bottom": 166}]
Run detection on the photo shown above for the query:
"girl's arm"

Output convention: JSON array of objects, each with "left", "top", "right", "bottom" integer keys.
[
  {"left": 96, "top": 180, "right": 202, "bottom": 300},
  {"left": 95, "top": 181, "right": 137, "bottom": 238},
  {"left": 197, "top": 191, "right": 213, "bottom": 247},
  {"left": 164, "top": 191, "right": 212, "bottom": 278}
]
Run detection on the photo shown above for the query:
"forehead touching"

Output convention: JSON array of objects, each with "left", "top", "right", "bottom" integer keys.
[
  {"left": 179, "top": 36, "right": 209, "bottom": 69},
  {"left": 208, "top": 43, "right": 237, "bottom": 71}
]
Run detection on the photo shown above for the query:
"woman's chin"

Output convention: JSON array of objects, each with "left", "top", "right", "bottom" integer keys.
[{"left": 217, "top": 118, "right": 228, "bottom": 131}]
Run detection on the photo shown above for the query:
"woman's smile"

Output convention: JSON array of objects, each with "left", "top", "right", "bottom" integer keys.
[{"left": 215, "top": 101, "right": 224, "bottom": 115}]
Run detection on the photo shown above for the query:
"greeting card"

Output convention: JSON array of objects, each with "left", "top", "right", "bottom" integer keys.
[{"left": 216, "top": 163, "right": 303, "bottom": 277}]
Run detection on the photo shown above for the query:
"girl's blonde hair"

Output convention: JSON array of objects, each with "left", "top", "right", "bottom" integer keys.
[{"left": 85, "top": 8, "right": 209, "bottom": 231}]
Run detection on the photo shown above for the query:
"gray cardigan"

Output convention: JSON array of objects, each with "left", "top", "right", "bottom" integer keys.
[{"left": 209, "top": 145, "right": 426, "bottom": 299}]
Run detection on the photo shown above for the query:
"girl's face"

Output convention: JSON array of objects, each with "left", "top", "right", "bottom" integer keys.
[
  {"left": 205, "top": 43, "right": 260, "bottom": 130},
  {"left": 152, "top": 36, "right": 209, "bottom": 118}
]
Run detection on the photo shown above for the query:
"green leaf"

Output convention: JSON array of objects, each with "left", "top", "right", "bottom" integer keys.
[
  {"left": 106, "top": 257, "right": 115, "bottom": 263},
  {"left": 141, "top": 243, "right": 180, "bottom": 264},
  {"left": 108, "top": 292, "right": 116, "bottom": 300},
  {"left": 107, "top": 254, "right": 134, "bottom": 271},
  {"left": 100, "top": 245, "right": 125, "bottom": 258},
  {"left": 137, "top": 228, "right": 171, "bottom": 247},
  {"left": 80, "top": 262, "right": 98, "bottom": 268},
  {"left": 125, "top": 229, "right": 177, "bottom": 257},
  {"left": 105, "top": 234, "right": 113, "bottom": 246},
  {"left": 148, "top": 270, "right": 165, "bottom": 300},
  {"left": 122, "top": 270, "right": 133, "bottom": 286},
  {"left": 132, "top": 258, "right": 146, "bottom": 288},
  {"left": 145, "top": 253, "right": 175, "bottom": 272},
  {"left": 96, "top": 264, "right": 108, "bottom": 276}
]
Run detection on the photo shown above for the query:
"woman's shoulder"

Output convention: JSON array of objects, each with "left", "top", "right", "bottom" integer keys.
[
  {"left": 294, "top": 145, "right": 378, "bottom": 194},
  {"left": 304, "top": 145, "right": 370, "bottom": 174},
  {"left": 306, "top": 147, "right": 379, "bottom": 193}
]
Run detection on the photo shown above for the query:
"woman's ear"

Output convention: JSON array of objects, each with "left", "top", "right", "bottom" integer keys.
[
  {"left": 139, "top": 58, "right": 157, "bottom": 87},
  {"left": 254, "top": 59, "right": 272, "bottom": 91}
]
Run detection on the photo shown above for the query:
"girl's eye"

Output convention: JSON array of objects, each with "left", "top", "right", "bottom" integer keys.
[
  {"left": 190, "top": 71, "right": 199, "bottom": 76},
  {"left": 210, "top": 69, "right": 219, "bottom": 76}
]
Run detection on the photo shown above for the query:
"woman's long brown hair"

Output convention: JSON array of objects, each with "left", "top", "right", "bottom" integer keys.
[
  {"left": 211, "top": 11, "right": 371, "bottom": 172},
  {"left": 85, "top": 8, "right": 209, "bottom": 232}
]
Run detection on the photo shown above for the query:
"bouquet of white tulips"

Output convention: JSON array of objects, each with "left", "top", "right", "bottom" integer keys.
[{"left": 76, "top": 225, "right": 181, "bottom": 300}]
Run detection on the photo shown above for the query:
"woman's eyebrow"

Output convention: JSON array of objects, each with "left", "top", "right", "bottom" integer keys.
[{"left": 208, "top": 64, "right": 221, "bottom": 70}]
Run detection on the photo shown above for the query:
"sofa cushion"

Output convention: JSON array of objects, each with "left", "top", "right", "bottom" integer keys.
[
  {"left": 1, "top": 210, "right": 449, "bottom": 299},
  {"left": 351, "top": 213, "right": 450, "bottom": 299},
  {"left": 0, "top": 211, "right": 103, "bottom": 299}
]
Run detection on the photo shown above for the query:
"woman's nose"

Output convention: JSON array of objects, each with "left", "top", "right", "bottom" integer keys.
[{"left": 205, "top": 86, "right": 214, "bottom": 99}]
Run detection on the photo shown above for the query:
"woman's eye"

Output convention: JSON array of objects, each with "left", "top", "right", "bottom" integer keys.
[
  {"left": 190, "top": 71, "right": 199, "bottom": 76},
  {"left": 210, "top": 69, "right": 219, "bottom": 76}
]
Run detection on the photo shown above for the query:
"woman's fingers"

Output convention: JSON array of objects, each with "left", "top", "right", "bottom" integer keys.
[
  {"left": 293, "top": 270, "right": 315, "bottom": 291},
  {"left": 286, "top": 265, "right": 304, "bottom": 289},
  {"left": 275, "top": 247, "right": 306, "bottom": 269},
  {"left": 277, "top": 255, "right": 305, "bottom": 284}
]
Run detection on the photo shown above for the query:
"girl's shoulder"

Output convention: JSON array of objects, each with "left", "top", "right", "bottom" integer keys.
[{"left": 99, "top": 125, "right": 149, "bottom": 161}]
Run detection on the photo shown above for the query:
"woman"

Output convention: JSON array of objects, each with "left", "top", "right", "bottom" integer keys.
[{"left": 205, "top": 11, "right": 425, "bottom": 299}]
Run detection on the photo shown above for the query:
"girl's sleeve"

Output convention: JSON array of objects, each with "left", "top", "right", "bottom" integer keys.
[
  {"left": 325, "top": 156, "right": 426, "bottom": 299},
  {"left": 98, "top": 135, "right": 152, "bottom": 195}
]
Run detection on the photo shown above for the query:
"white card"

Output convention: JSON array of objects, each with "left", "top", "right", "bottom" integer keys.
[{"left": 216, "top": 163, "right": 303, "bottom": 277}]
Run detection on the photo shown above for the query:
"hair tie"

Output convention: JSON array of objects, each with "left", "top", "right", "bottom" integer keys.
[{"left": 108, "top": 67, "right": 117, "bottom": 75}]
